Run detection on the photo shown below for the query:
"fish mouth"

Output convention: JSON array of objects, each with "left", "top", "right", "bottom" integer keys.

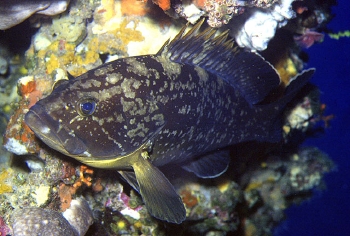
[{"left": 25, "top": 103, "right": 88, "bottom": 156}]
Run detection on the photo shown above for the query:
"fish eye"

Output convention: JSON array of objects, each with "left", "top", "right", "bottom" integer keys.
[{"left": 77, "top": 98, "right": 97, "bottom": 116}]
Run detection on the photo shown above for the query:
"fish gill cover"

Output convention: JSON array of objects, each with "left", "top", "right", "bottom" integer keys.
[{"left": 0, "top": 0, "right": 337, "bottom": 235}]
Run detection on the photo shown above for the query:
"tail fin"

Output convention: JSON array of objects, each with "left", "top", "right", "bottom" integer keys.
[
  {"left": 259, "top": 68, "right": 316, "bottom": 143},
  {"left": 271, "top": 68, "right": 316, "bottom": 109}
]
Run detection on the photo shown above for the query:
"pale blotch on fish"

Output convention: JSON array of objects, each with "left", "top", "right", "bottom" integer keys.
[
  {"left": 93, "top": 63, "right": 115, "bottom": 77},
  {"left": 79, "top": 79, "right": 102, "bottom": 89},
  {"left": 105, "top": 72, "right": 123, "bottom": 85},
  {"left": 156, "top": 55, "right": 182, "bottom": 78},
  {"left": 125, "top": 57, "right": 150, "bottom": 77}
]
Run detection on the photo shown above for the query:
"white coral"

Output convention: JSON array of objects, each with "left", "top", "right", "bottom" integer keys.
[{"left": 234, "top": 0, "right": 296, "bottom": 51}]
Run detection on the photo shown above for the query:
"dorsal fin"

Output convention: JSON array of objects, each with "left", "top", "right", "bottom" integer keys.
[
  {"left": 158, "top": 18, "right": 281, "bottom": 105},
  {"left": 67, "top": 71, "right": 75, "bottom": 80},
  {"left": 51, "top": 71, "right": 74, "bottom": 92},
  {"left": 52, "top": 79, "right": 68, "bottom": 92}
]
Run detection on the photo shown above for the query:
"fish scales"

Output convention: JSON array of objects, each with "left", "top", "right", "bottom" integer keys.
[
  {"left": 47, "top": 55, "right": 273, "bottom": 164},
  {"left": 25, "top": 19, "right": 315, "bottom": 224}
]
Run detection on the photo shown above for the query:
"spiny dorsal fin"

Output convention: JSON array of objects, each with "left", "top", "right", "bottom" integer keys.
[
  {"left": 159, "top": 18, "right": 281, "bottom": 105},
  {"left": 67, "top": 71, "right": 75, "bottom": 80}
]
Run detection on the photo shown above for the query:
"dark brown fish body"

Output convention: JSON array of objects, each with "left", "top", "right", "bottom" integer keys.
[{"left": 25, "top": 20, "right": 315, "bottom": 223}]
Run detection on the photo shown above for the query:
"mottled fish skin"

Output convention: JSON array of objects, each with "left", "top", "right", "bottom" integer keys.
[
  {"left": 27, "top": 55, "right": 276, "bottom": 164},
  {"left": 25, "top": 20, "right": 315, "bottom": 223}
]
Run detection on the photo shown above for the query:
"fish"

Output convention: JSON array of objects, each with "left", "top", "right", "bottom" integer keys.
[{"left": 24, "top": 19, "right": 315, "bottom": 223}]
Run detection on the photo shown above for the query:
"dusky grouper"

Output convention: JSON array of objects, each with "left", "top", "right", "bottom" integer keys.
[{"left": 25, "top": 19, "right": 315, "bottom": 223}]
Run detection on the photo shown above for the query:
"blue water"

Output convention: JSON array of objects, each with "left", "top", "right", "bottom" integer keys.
[{"left": 275, "top": 1, "right": 350, "bottom": 235}]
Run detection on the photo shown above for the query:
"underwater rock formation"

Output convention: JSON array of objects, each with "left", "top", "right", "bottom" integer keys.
[
  {"left": 11, "top": 198, "right": 93, "bottom": 236},
  {"left": 0, "top": 0, "right": 70, "bottom": 30},
  {"left": 12, "top": 208, "right": 76, "bottom": 236}
]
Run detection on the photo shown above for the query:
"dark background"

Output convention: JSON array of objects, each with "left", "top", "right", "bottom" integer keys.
[{"left": 275, "top": 1, "right": 350, "bottom": 235}]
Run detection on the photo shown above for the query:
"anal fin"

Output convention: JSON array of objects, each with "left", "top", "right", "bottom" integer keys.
[
  {"left": 182, "top": 149, "right": 230, "bottom": 178},
  {"left": 132, "top": 155, "right": 186, "bottom": 224}
]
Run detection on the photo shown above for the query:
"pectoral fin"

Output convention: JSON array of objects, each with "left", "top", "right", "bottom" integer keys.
[{"left": 132, "top": 155, "right": 186, "bottom": 224}]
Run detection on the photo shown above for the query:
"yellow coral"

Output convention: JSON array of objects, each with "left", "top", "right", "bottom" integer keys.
[
  {"left": 87, "top": 37, "right": 101, "bottom": 52},
  {"left": 40, "top": 40, "right": 76, "bottom": 75},
  {"left": 46, "top": 54, "right": 60, "bottom": 74},
  {"left": 245, "top": 177, "right": 277, "bottom": 192},
  {"left": 283, "top": 125, "right": 291, "bottom": 135},
  {"left": 217, "top": 179, "right": 230, "bottom": 193},
  {"left": 67, "top": 67, "right": 88, "bottom": 78},
  {"left": 0, "top": 169, "right": 13, "bottom": 194},
  {"left": 89, "top": 19, "right": 144, "bottom": 55},
  {"left": 36, "top": 14, "right": 143, "bottom": 78},
  {"left": 245, "top": 182, "right": 263, "bottom": 192},
  {"left": 134, "top": 221, "right": 142, "bottom": 229},
  {"left": 18, "top": 66, "right": 28, "bottom": 75},
  {"left": 117, "top": 220, "right": 126, "bottom": 230},
  {"left": 76, "top": 51, "right": 100, "bottom": 65},
  {"left": 275, "top": 57, "right": 297, "bottom": 86},
  {"left": 114, "top": 19, "right": 144, "bottom": 51}
]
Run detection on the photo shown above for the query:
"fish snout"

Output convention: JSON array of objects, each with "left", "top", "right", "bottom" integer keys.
[{"left": 25, "top": 104, "right": 88, "bottom": 156}]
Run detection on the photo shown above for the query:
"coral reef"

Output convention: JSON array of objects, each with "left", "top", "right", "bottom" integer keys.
[
  {"left": 0, "top": 169, "right": 13, "bottom": 194},
  {"left": 3, "top": 75, "right": 43, "bottom": 155},
  {"left": 233, "top": 0, "right": 296, "bottom": 51},
  {"left": 0, "top": 0, "right": 337, "bottom": 235},
  {"left": 238, "top": 147, "right": 333, "bottom": 235},
  {"left": 0, "top": 216, "right": 10, "bottom": 236},
  {"left": 168, "top": 0, "right": 335, "bottom": 51},
  {"left": 283, "top": 85, "right": 321, "bottom": 136},
  {"left": 177, "top": 177, "right": 242, "bottom": 234},
  {"left": 59, "top": 165, "right": 94, "bottom": 211}
]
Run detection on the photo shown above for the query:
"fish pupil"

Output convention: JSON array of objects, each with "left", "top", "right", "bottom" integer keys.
[{"left": 79, "top": 99, "right": 96, "bottom": 116}]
